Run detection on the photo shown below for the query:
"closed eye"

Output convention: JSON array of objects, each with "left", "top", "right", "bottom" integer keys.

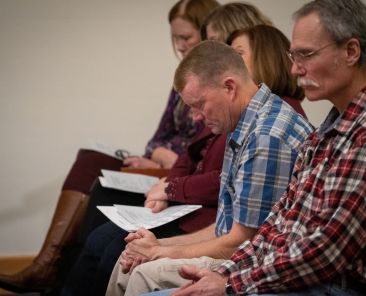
[{"left": 191, "top": 99, "right": 204, "bottom": 110}]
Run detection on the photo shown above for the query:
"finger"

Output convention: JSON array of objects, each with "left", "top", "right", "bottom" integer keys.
[
  {"left": 121, "top": 257, "right": 133, "bottom": 273},
  {"left": 129, "top": 256, "right": 149, "bottom": 273},
  {"left": 135, "top": 227, "right": 151, "bottom": 237},
  {"left": 151, "top": 203, "right": 163, "bottom": 213},
  {"left": 123, "top": 156, "right": 138, "bottom": 165},
  {"left": 152, "top": 201, "right": 168, "bottom": 213},
  {"left": 125, "top": 244, "right": 143, "bottom": 257},
  {"left": 145, "top": 193, "right": 156, "bottom": 202},
  {"left": 125, "top": 157, "right": 142, "bottom": 168},
  {"left": 121, "top": 261, "right": 132, "bottom": 274},
  {"left": 125, "top": 232, "right": 142, "bottom": 243},
  {"left": 125, "top": 232, "right": 136, "bottom": 242},
  {"left": 140, "top": 257, "right": 149, "bottom": 264},
  {"left": 121, "top": 251, "right": 132, "bottom": 263},
  {"left": 120, "top": 250, "right": 127, "bottom": 259},
  {"left": 129, "top": 258, "right": 142, "bottom": 274},
  {"left": 123, "top": 246, "right": 138, "bottom": 258},
  {"left": 196, "top": 267, "right": 212, "bottom": 278},
  {"left": 146, "top": 196, "right": 166, "bottom": 203},
  {"left": 177, "top": 265, "right": 202, "bottom": 282},
  {"left": 144, "top": 201, "right": 156, "bottom": 209}
]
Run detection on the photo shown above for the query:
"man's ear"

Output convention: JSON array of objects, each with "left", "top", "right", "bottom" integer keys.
[
  {"left": 223, "top": 77, "right": 237, "bottom": 101},
  {"left": 344, "top": 38, "right": 361, "bottom": 66}
]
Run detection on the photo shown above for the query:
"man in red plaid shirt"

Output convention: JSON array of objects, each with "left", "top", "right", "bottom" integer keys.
[{"left": 148, "top": 0, "right": 366, "bottom": 295}]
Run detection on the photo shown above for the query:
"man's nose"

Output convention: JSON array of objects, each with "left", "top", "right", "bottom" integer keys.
[
  {"left": 291, "top": 61, "right": 306, "bottom": 76},
  {"left": 175, "top": 39, "right": 186, "bottom": 55},
  {"left": 192, "top": 110, "right": 204, "bottom": 122}
]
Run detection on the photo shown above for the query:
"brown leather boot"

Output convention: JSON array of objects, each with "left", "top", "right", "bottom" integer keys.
[{"left": 0, "top": 190, "right": 89, "bottom": 293}]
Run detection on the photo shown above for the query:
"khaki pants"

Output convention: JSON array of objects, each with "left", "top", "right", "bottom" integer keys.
[{"left": 106, "top": 256, "right": 226, "bottom": 296}]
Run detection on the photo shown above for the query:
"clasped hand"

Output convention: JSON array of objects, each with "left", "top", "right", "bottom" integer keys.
[
  {"left": 119, "top": 178, "right": 169, "bottom": 273},
  {"left": 120, "top": 228, "right": 163, "bottom": 274}
]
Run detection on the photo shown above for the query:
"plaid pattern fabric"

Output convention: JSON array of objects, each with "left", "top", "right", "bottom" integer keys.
[
  {"left": 215, "top": 84, "right": 313, "bottom": 236},
  {"left": 218, "top": 89, "right": 366, "bottom": 295}
]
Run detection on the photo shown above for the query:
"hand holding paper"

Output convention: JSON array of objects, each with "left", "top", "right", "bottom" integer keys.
[
  {"left": 145, "top": 178, "right": 168, "bottom": 201},
  {"left": 145, "top": 178, "right": 169, "bottom": 213},
  {"left": 123, "top": 156, "right": 161, "bottom": 169},
  {"left": 145, "top": 200, "right": 168, "bottom": 213}
]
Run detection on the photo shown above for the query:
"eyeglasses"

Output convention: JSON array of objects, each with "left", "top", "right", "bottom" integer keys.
[{"left": 287, "top": 43, "right": 334, "bottom": 65}]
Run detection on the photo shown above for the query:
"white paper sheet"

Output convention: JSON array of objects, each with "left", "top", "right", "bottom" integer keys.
[
  {"left": 99, "top": 169, "right": 159, "bottom": 194},
  {"left": 97, "top": 204, "right": 202, "bottom": 232}
]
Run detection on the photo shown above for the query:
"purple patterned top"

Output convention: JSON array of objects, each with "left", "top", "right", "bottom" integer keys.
[{"left": 144, "top": 89, "right": 203, "bottom": 158}]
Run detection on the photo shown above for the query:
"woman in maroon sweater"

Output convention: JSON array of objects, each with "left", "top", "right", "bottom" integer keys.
[{"left": 163, "top": 126, "right": 226, "bottom": 233}]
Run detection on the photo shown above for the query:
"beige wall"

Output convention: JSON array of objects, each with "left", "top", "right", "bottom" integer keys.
[{"left": 0, "top": 0, "right": 335, "bottom": 255}]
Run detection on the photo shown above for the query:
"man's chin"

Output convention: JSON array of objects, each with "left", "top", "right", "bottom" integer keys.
[
  {"left": 206, "top": 123, "right": 215, "bottom": 131},
  {"left": 304, "top": 90, "right": 324, "bottom": 102},
  {"left": 207, "top": 126, "right": 223, "bottom": 135}
]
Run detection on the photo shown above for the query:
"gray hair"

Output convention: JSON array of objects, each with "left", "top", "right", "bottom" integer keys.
[
  {"left": 293, "top": 0, "right": 366, "bottom": 66},
  {"left": 174, "top": 40, "right": 249, "bottom": 92}
]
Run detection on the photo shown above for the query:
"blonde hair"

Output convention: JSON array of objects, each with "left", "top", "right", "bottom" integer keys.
[{"left": 201, "top": 2, "right": 273, "bottom": 42}]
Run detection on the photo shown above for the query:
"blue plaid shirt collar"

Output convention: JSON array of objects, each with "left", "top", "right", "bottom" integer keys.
[{"left": 228, "top": 83, "right": 272, "bottom": 150}]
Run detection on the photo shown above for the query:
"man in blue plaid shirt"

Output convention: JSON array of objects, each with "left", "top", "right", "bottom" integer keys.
[{"left": 105, "top": 41, "right": 313, "bottom": 296}]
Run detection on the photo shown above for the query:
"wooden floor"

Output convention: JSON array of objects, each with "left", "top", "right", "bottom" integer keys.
[{"left": 0, "top": 256, "right": 34, "bottom": 295}]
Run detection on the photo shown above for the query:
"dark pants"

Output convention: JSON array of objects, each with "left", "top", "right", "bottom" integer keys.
[
  {"left": 62, "top": 221, "right": 184, "bottom": 296},
  {"left": 57, "top": 149, "right": 185, "bottom": 296},
  {"left": 61, "top": 178, "right": 184, "bottom": 296}
]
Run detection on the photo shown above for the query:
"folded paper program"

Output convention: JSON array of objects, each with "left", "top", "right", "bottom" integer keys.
[
  {"left": 97, "top": 204, "right": 202, "bottom": 232},
  {"left": 99, "top": 169, "right": 159, "bottom": 194}
]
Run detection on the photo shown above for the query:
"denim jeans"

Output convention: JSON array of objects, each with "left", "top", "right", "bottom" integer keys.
[{"left": 140, "top": 283, "right": 364, "bottom": 296}]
